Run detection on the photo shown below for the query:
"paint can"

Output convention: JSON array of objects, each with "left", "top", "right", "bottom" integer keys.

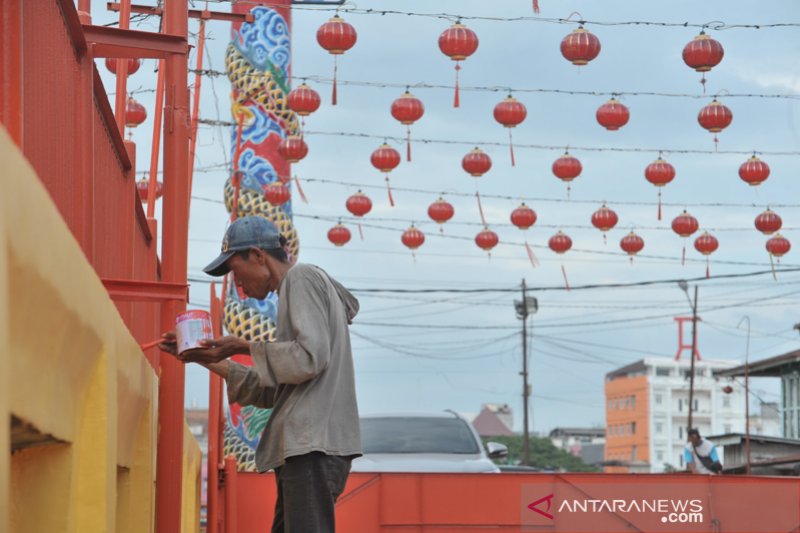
[{"left": 175, "top": 310, "right": 213, "bottom": 354}]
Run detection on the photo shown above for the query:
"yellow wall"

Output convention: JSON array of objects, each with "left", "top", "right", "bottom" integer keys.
[{"left": 0, "top": 127, "right": 201, "bottom": 532}]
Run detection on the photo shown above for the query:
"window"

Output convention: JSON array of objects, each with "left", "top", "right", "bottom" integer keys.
[
  {"left": 656, "top": 367, "right": 671, "bottom": 377},
  {"left": 631, "top": 396, "right": 636, "bottom": 410},
  {"left": 678, "top": 399, "right": 683, "bottom": 412},
  {"left": 723, "top": 397, "right": 731, "bottom": 408},
  {"left": 632, "top": 445, "right": 637, "bottom": 461},
  {"left": 724, "top": 424, "right": 732, "bottom": 433},
  {"left": 679, "top": 426, "right": 683, "bottom": 439},
  {"left": 693, "top": 399, "right": 699, "bottom": 412},
  {"left": 656, "top": 422, "right": 663, "bottom": 434},
  {"left": 680, "top": 455, "right": 684, "bottom": 468},
  {"left": 657, "top": 451, "right": 664, "bottom": 461},
  {"left": 655, "top": 394, "right": 663, "bottom": 405},
  {"left": 360, "top": 416, "right": 481, "bottom": 454},
  {"left": 631, "top": 422, "right": 636, "bottom": 435}
]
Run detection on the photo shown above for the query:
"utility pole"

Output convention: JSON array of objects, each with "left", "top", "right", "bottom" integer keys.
[
  {"left": 515, "top": 279, "right": 537, "bottom": 466},
  {"left": 688, "top": 285, "right": 699, "bottom": 433}
]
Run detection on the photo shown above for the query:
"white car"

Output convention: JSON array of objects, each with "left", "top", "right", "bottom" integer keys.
[{"left": 351, "top": 411, "right": 508, "bottom": 473}]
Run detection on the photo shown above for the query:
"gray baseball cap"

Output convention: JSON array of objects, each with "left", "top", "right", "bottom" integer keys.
[{"left": 203, "top": 216, "right": 283, "bottom": 276}]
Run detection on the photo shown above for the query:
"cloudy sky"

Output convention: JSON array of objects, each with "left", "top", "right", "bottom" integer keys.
[{"left": 93, "top": 0, "right": 800, "bottom": 433}]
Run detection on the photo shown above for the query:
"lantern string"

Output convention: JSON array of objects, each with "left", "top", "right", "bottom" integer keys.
[
  {"left": 769, "top": 252, "right": 777, "bottom": 281},
  {"left": 332, "top": 55, "right": 339, "bottom": 106},
  {"left": 293, "top": 175, "right": 309, "bottom": 203},
  {"left": 385, "top": 176, "right": 395, "bottom": 207},
  {"left": 406, "top": 125, "right": 412, "bottom": 162},
  {"left": 476, "top": 191, "right": 486, "bottom": 226},
  {"left": 508, "top": 130, "right": 516, "bottom": 166},
  {"left": 682, "top": 243, "right": 687, "bottom": 266},
  {"left": 198, "top": 120, "right": 800, "bottom": 156},
  {"left": 561, "top": 264, "right": 571, "bottom": 291},
  {"left": 525, "top": 241, "right": 540, "bottom": 268}
]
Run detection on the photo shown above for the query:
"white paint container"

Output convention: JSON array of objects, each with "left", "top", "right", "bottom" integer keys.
[{"left": 175, "top": 310, "right": 213, "bottom": 354}]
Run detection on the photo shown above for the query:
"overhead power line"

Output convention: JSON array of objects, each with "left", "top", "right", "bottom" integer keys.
[
  {"left": 202, "top": 1, "right": 800, "bottom": 30},
  {"left": 193, "top": 70, "right": 800, "bottom": 101},
  {"left": 197, "top": 121, "right": 800, "bottom": 157}
]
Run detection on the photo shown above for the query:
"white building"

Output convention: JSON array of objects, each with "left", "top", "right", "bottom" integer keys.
[{"left": 605, "top": 356, "right": 746, "bottom": 473}]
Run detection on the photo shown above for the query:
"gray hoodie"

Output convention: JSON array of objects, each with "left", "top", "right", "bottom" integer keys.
[{"left": 225, "top": 263, "right": 362, "bottom": 472}]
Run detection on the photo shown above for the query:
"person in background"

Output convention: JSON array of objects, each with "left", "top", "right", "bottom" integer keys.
[
  {"left": 160, "top": 215, "right": 362, "bottom": 533},
  {"left": 685, "top": 428, "right": 722, "bottom": 475}
]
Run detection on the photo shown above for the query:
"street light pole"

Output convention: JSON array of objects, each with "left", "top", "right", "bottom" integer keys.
[
  {"left": 515, "top": 279, "right": 537, "bottom": 466},
  {"left": 738, "top": 316, "right": 751, "bottom": 475},
  {"left": 688, "top": 285, "right": 698, "bottom": 433},
  {"left": 521, "top": 279, "right": 530, "bottom": 466}
]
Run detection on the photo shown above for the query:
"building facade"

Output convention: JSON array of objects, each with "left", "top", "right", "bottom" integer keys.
[{"left": 605, "top": 357, "right": 746, "bottom": 472}]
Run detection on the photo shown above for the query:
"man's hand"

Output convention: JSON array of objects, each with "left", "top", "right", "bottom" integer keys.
[
  {"left": 179, "top": 336, "right": 250, "bottom": 364},
  {"left": 158, "top": 331, "right": 179, "bottom": 356}
]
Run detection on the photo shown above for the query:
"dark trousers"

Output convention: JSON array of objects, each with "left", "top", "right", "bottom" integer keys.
[{"left": 271, "top": 452, "right": 353, "bottom": 533}]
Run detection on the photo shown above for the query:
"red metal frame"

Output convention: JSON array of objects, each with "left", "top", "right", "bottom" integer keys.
[
  {"left": 108, "top": 2, "right": 255, "bottom": 23},
  {"left": 101, "top": 278, "right": 188, "bottom": 302},
  {"left": 674, "top": 316, "right": 702, "bottom": 361}
]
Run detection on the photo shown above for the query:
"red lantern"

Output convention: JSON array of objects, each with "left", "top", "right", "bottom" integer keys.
[
  {"left": 682, "top": 31, "right": 724, "bottom": 90},
  {"left": 596, "top": 98, "right": 629, "bottom": 131},
  {"left": 438, "top": 21, "right": 479, "bottom": 107},
  {"left": 346, "top": 190, "right": 372, "bottom": 217},
  {"left": 287, "top": 83, "right": 321, "bottom": 120},
  {"left": 462, "top": 147, "right": 492, "bottom": 177},
  {"left": 277, "top": 135, "right": 308, "bottom": 163},
  {"left": 493, "top": 95, "right": 527, "bottom": 166},
  {"left": 694, "top": 231, "right": 719, "bottom": 278},
  {"left": 739, "top": 155, "right": 770, "bottom": 186},
  {"left": 327, "top": 223, "right": 351, "bottom": 247},
  {"left": 264, "top": 183, "right": 291, "bottom": 206},
  {"left": 560, "top": 26, "right": 601, "bottom": 66},
  {"left": 511, "top": 203, "right": 537, "bottom": 230},
  {"left": 401, "top": 225, "right": 425, "bottom": 254},
  {"left": 125, "top": 97, "right": 147, "bottom": 128},
  {"left": 105, "top": 57, "right": 141, "bottom": 75},
  {"left": 391, "top": 91, "right": 424, "bottom": 162},
  {"left": 316, "top": 15, "right": 357, "bottom": 105},
  {"left": 591, "top": 204, "right": 618, "bottom": 243},
  {"left": 428, "top": 197, "right": 454, "bottom": 231},
  {"left": 549, "top": 230, "right": 573, "bottom": 289},
  {"left": 698, "top": 99, "right": 733, "bottom": 147},
  {"left": 645, "top": 155, "right": 676, "bottom": 220},
  {"left": 552, "top": 151, "right": 582, "bottom": 196},
  {"left": 620, "top": 231, "right": 645, "bottom": 263},
  {"left": 136, "top": 179, "right": 163, "bottom": 202},
  {"left": 672, "top": 210, "right": 699, "bottom": 266},
  {"left": 766, "top": 233, "right": 791, "bottom": 260},
  {"left": 371, "top": 143, "right": 401, "bottom": 206},
  {"left": 755, "top": 208, "right": 782, "bottom": 235},
  {"left": 722, "top": 385, "right": 734, "bottom": 394},
  {"left": 475, "top": 227, "right": 499, "bottom": 254}
]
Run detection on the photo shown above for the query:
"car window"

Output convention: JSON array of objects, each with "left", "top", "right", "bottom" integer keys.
[{"left": 361, "top": 417, "right": 480, "bottom": 454}]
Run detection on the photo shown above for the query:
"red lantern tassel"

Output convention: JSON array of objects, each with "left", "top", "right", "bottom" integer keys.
[
  {"left": 561, "top": 264, "right": 571, "bottom": 291},
  {"left": 454, "top": 62, "right": 461, "bottom": 108},
  {"left": 293, "top": 175, "right": 309, "bottom": 203},
  {"left": 358, "top": 223, "right": 364, "bottom": 241},
  {"left": 700, "top": 73, "right": 707, "bottom": 94},
  {"left": 769, "top": 252, "right": 777, "bottom": 281},
  {"left": 657, "top": 189, "right": 662, "bottom": 221},
  {"left": 706, "top": 257, "right": 711, "bottom": 279},
  {"left": 525, "top": 241, "right": 539, "bottom": 268},
  {"left": 681, "top": 243, "right": 686, "bottom": 266},
  {"left": 533, "top": 0, "right": 540, "bottom": 13},
  {"left": 476, "top": 191, "right": 486, "bottom": 226},
  {"left": 603, "top": 233, "right": 607, "bottom": 245},
  {"left": 406, "top": 126, "right": 412, "bottom": 162},
  {"left": 332, "top": 55, "right": 338, "bottom": 106},
  {"left": 508, "top": 129, "right": 516, "bottom": 167},
  {"left": 385, "top": 176, "right": 395, "bottom": 207}
]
